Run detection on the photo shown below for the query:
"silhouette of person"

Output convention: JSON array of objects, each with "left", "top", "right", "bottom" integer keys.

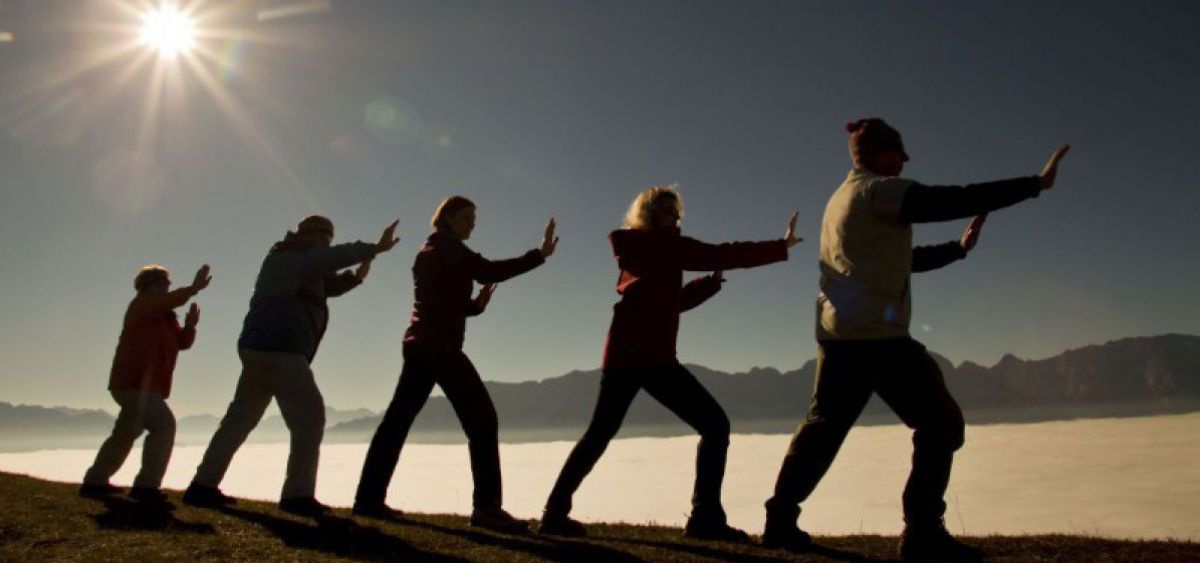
[
  {"left": 761, "top": 118, "right": 1069, "bottom": 562},
  {"left": 183, "top": 215, "right": 399, "bottom": 516},
  {"left": 539, "top": 185, "right": 801, "bottom": 542},
  {"left": 81, "top": 263, "right": 211, "bottom": 503},
  {"left": 354, "top": 196, "right": 557, "bottom": 533}
]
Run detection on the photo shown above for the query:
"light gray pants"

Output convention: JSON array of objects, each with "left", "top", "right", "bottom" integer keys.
[
  {"left": 193, "top": 349, "right": 326, "bottom": 500},
  {"left": 84, "top": 389, "right": 176, "bottom": 489}
]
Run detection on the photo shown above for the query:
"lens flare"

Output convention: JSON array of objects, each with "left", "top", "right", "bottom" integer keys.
[{"left": 138, "top": 6, "right": 196, "bottom": 57}]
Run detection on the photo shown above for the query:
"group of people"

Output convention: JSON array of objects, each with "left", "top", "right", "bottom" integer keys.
[{"left": 79, "top": 118, "right": 1069, "bottom": 562}]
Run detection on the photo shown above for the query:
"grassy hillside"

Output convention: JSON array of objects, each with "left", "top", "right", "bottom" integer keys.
[{"left": 0, "top": 472, "right": 1195, "bottom": 562}]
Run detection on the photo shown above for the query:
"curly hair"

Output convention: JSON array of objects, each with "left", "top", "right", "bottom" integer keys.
[
  {"left": 133, "top": 265, "right": 169, "bottom": 291},
  {"left": 622, "top": 184, "right": 683, "bottom": 230}
]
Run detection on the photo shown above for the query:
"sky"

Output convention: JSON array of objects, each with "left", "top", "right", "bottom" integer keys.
[{"left": 1, "top": 0, "right": 1198, "bottom": 416}]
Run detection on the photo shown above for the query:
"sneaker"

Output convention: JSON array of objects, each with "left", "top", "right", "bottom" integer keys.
[
  {"left": 761, "top": 521, "right": 812, "bottom": 551},
  {"left": 898, "top": 520, "right": 983, "bottom": 562},
  {"left": 684, "top": 520, "right": 751, "bottom": 543},
  {"left": 352, "top": 501, "right": 404, "bottom": 520},
  {"left": 79, "top": 483, "right": 124, "bottom": 498},
  {"left": 182, "top": 483, "right": 237, "bottom": 507},
  {"left": 469, "top": 507, "right": 529, "bottom": 534},
  {"left": 537, "top": 511, "right": 587, "bottom": 537},
  {"left": 129, "top": 487, "right": 169, "bottom": 503},
  {"left": 278, "top": 497, "right": 332, "bottom": 517}
]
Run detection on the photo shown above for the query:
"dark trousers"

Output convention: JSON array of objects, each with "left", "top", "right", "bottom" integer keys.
[
  {"left": 356, "top": 342, "right": 502, "bottom": 510},
  {"left": 545, "top": 363, "right": 732, "bottom": 521},
  {"left": 766, "top": 338, "right": 965, "bottom": 526}
]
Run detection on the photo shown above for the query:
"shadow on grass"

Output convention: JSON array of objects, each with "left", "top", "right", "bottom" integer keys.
[
  {"left": 402, "top": 517, "right": 648, "bottom": 563},
  {"left": 89, "top": 496, "right": 215, "bottom": 534},
  {"left": 217, "top": 506, "right": 468, "bottom": 563},
  {"left": 604, "top": 535, "right": 881, "bottom": 563}
]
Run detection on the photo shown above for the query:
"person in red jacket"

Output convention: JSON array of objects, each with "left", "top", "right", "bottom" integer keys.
[
  {"left": 80, "top": 263, "right": 212, "bottom": 502},
  {"left": 538, "top": 185, "right": 801, "bottom": 541},
  {"left": 354, "top": 196, "right": 558, "bottom": 533}
]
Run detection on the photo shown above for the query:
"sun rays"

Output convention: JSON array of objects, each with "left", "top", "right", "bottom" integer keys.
[
  {"left": 138, "top": 5, "right": 196, "bottom": 57},
  {"left": 0, "top": 1, "right": 325, "bottom": 212}
]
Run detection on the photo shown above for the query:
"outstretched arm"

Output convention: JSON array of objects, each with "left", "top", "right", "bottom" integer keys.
[
  {"left": 897, "top": 145, "right": 1070, "bottom": 223},
  {"left": 462, "top": 217, "right": 554, "bottom": 284},
  {"left": 911, "top": 242, "right": 966, "bottom": 273},
  {"left": 680, "top": 272, "right": 723, "bottom": 312},
  {"left": 294, "top": 219, "right": 399, "bottom": 277},
  {"left": 129, "top": 265, "right": 212, "bottom": 320},
  {"left": 177, "top": 304, "right": 199, "bottom": 350},
  {"left": 464, "top": 250, "right": 545, "bottom": 284},
  {"left": 679, "top": 212, "right": 796, "bottom": 271},
  {"left": 911, "top": 215, "right": 985, "bottom": 273},
  {"left": 466, "top": 284, "right": 498, "bottom": 316},
  {"left": 898, "top": 177, "right": 1039, "bottom": 223},
  {"left": 324, "top": 270, "right": 363, "bottom": 297}
]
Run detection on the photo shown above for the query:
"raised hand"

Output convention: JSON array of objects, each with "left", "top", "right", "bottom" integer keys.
[
  {"left": 184, "top": 303, "right": 200, "bottom": 329},
  {"left": 783, "top": 211, "right": 803, "bottom": 248},
  {"left": 540, "top": 218, "right": 559, "bottom": 258},
  {"left": 960, "top": 214, "right": 987, "bottom": 253},
  {"left": 1038, "top": 145, "right": 1071, "bottom": 190},
  {"left": 474, "top": 283, "right": 498, "bottom": 310},
  {"left": 376, "top": 219, "right": 400, "bottom": 253},
  {"left": 355, "top": 260, "right": 373, "bottom": 281},
  {"left": 191, "top": 264, "right": 212, "bottom": 291}
]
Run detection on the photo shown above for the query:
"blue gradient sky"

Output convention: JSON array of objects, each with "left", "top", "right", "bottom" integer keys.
[{"left": 1, "top": 1, "right": 1197, "bottom": 415}]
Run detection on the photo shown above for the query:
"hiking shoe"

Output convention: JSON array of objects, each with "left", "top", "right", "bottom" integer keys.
[
  {"left": 470, "top": 507, "right": 529, "bottom": 534},
  {"left": 537, "top": 511, "right": 587, "bottom": 537},
  {"left": 898, "top": 521, "right": 983, "bottom": 562},
  {"left": 683, "top": 518, "right": 751, "bottom": 543},
  {"left": 761, "top": 521, "right": 812, "bottom": 551},
  {"left": 79, "top": 483, "right": 124, "bottom": 498},
  {"left": 352, "top": 501, "right": 404, "bottom": 520},
  {"left": 129, "top": 487, "right": 169, "bottom": 504},
  {"left": 279, "top": 497, "right": 332, "bottom": 517},
  {"left": 182, "top": 483, "right": 237, "bottom": 507}
]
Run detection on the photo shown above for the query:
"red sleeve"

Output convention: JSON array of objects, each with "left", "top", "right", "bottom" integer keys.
[
  {"left": 680, "top": 275, "right": 722, "bottom": 312},
  {"left": 178, "top": 327, "right": 196, "bottom": 350},
  {"left": 679, "top": 237, "right": 788, "bottom": 272},
  {"left": 464, "top": 249, "right": 545, "bottom": 284},
  {"left": 175, "top": 314, "right": 196, "bottom": 350},
  {"left": 127, "top": 287, "right": 198, "bottom": 324}
]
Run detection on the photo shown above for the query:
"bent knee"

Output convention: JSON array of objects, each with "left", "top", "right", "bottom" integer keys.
[
  {"left": 914, "top": 419, "right": 965, "bottom": 452},
  {"left": 700, "top": 414, "right": 731, "bottom": 444}
]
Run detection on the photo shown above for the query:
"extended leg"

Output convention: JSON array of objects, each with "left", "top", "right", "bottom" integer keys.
[
  {"left": 193, "top": 350, "right": 274, "bottom": 488},
  {"left": 544, "top": 370, "right": 641, "bottom": 516},
  {"left": 83, "top": 390, "right": 149, "bottom": 486},
  {"left": 271, "top": 354, "right": 327, "bottom": 501},
  {"left": 355, "top": 346, "right": 437, "bottom": 506},
  {"left": 643, "top": 363, "right": 732, "bottom": 521},
  {"left": 132, "top": 392, "right": 176, "bottom": 489},
  {"left": 765, "top": 342, "right": 876, "bottom": 525}
]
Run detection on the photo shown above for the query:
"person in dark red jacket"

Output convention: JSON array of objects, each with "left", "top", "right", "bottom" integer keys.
[
  {"left": 355, "top": 196, "right": 558, "bottom": 534},
  {"left": 81, "top": 263, "right": 212, "bottom": 502},
  {"left": 538, "top": 185, "right": 801, "bottom": 541}
]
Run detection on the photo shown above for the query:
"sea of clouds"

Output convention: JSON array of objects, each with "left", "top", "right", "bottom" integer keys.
[{"left": 2, "top": 413, "right": 1197, "bottom": 540}]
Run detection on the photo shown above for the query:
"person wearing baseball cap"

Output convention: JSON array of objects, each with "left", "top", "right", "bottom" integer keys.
[
  {"left": 184, "top": 214, "right": 399, "bottom": 516},
  {"left": 762, "top": 118, "right": 1069, "bottom": 562}
]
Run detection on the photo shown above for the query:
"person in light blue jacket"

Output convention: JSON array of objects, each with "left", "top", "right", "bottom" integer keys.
[{"left": 184, "top": 215, "right": 399, "bottom": 516}]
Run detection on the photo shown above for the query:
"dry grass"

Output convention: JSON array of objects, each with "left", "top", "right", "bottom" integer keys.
[{"left": 0, "top": 472, "right": 1196, "bottom": 562}]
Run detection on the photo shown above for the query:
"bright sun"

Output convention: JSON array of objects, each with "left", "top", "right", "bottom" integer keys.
[{"left": 138, "top": 6, "right": 196, "bottom": 56}]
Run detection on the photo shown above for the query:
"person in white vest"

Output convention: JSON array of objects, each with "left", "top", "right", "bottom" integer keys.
[{"left": 762, "top": 117, "right": 1069, "bottom": 562}]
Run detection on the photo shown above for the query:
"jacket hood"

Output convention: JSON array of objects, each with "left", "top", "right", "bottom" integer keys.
[
  {"left": 270, "top": 232, "right": 323, "bottom": 254},
  {"left": 609, "top": 227, "right": 681, "bottom": 257}
]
